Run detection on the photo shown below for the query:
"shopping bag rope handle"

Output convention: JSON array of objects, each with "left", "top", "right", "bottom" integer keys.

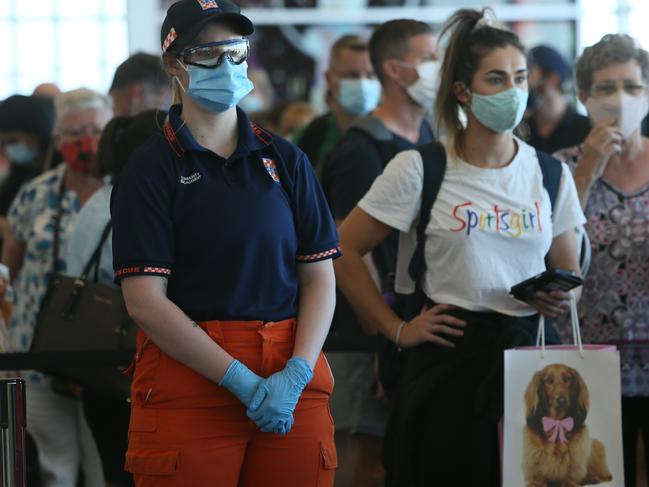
[{"left": 536, "top": 291, "right": 583, "bottom": 358}]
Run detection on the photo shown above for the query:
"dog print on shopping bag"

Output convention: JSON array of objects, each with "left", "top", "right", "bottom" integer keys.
[{"left": 522, "top": 363, "right": 613, "bottom": 486}]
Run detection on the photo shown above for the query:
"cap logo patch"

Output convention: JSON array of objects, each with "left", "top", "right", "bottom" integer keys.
[
  {"left": 197, "top": 0, "right": 219, "bottom": 10},
  {"left": 263, "top": 158, "right": 281, "bottom": 184},
  {"left": 162, "top": 27, "right": 178, "bottom": 53}
]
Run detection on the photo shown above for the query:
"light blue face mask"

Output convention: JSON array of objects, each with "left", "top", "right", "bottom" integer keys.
[
  {"left": 179, "top": 59, "right": 254, "bottom": 113},
  {"left": 4, "top": 142, "right": 38, "bottom": 166},
  {"left": 337, "top": 78, "right": 382, "bottom": 116},
  {"left": 470, "top": 87, "right": 529, "bottom": 133}
]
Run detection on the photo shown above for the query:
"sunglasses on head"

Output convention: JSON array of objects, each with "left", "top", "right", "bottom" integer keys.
[{"left": 180, "top": 38, "right": 250, "bottom": 69}]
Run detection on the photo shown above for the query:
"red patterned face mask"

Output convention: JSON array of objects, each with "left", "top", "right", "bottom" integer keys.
[{"left": 60, "top": 135, "right": 100, "bottom": 175}]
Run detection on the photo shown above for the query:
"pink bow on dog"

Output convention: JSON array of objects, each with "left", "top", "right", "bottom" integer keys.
[{"left": 542, "top": 416, "right": 574, "bottom": 443}]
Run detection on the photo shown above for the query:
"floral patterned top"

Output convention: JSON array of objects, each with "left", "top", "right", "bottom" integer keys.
[
  {"left": 7, "top": 165, "right": 81, "bottom": 382},
  {"left": 556, "top": 146, "right": 649, "bottom": 396}
]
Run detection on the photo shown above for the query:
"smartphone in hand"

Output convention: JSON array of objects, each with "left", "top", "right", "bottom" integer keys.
[{"left": 510, "top": 268, "right": 583, "bottom": 303}]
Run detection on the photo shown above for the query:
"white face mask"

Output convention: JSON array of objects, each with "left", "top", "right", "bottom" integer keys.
[
  {"left": 585, "top": 91, "right": 649, "bottom": 139},
  {"left": 404, "top": 60, "right": 440, "bottom": 110}
]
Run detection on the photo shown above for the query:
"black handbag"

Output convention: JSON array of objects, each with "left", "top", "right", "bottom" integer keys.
[{"left": 29, "top": 179, "right": 136, "bottom": 397}]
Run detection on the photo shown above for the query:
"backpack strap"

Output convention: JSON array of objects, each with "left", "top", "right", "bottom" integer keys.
[
  {"left": 408, "top": 142, "right": 447, "bottom": 283},
  {"left": 535, "top": 149, "right": 562, "bottom": 214},
  {"left": 295, "top": 113, "right": 332, "bottom": 167},
  {"left": 347, "top": 115, "right": 404, "bottom": 165}
]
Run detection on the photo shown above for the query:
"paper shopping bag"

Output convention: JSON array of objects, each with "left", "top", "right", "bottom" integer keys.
[{"left": 503, "top": 298, "right": 625, "bottom": 487}]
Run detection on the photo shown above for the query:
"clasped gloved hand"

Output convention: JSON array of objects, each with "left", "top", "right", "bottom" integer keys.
[
  {"left": 218, "top": 359, "right": 264, "bottom": 409},
  {"left": 246, "top": 356, "right": 313, "bottom": 434}
]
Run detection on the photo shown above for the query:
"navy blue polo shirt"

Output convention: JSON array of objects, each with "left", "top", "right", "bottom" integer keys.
[{"left": 111, "top": 104, "right": 341, "bottom": 322}]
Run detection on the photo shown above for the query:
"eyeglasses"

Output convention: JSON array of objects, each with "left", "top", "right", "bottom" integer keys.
[
  {"left": 180, "top": 38, "right": 250, "bottom": 69},
  {"left": 592, "top": 80, "right": 647, "bottom": 98}
]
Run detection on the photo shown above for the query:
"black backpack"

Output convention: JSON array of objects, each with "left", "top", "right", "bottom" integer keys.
[{"left": 377, "top": 141, "right": 564, "bottom": 394}]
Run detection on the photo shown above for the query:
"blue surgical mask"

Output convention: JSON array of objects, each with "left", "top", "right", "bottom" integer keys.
[
  {"left": 337, "top": 78, "right": 381, "bottom": 116},
  {"left": 4, "top": 142, "right": 38, "bottom": 166},
  {"left": 178, "top": 59, "right": 253, "bottom": 113},
  {"left": 470, "top": 87, "right": 528, "bottom": 133}
]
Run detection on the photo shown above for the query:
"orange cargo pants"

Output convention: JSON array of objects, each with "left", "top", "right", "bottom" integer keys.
[{"left": 124, "top": 319, "right": 337, "bottom": 486}]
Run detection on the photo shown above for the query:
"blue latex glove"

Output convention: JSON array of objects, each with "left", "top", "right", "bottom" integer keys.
[
  {"left": 218, "top": 359, "right": 263, "bottom": 409},
  {"left": 247, "top": 356, "right": 313, "bottom": 434}
]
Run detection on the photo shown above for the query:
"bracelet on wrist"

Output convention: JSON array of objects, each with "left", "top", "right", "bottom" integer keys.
[{"left": 394, "top": 320, "right": 408, "bottom": 351}]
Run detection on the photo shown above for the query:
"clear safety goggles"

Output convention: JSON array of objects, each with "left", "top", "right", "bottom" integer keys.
[{"left": 180, "top": 38, "right": 250, "bottom": 69}]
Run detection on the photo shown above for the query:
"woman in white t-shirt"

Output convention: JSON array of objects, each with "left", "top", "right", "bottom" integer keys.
[{"left": 334, "top": 9, "right": 586, "bottom": 487}]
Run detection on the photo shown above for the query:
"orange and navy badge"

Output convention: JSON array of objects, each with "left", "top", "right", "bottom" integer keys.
[
  {"left": 263, "top": 158, "right": 281, "bottom": 184},
  {"left": 197, "top": 0, "right": 219, "bottom": 10}
]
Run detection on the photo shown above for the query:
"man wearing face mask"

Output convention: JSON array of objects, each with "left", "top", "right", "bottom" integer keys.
[
  {"left": 294, "top": 34, "right": 380, "bottom": 169},
  {"left": 318, "top": 19, "right": 437, "bottom": 487},
  {"left": 525, "top": 45, "right": 591, "bottom": 153},
  {"left": 0, "top": 95, "right": 55, "bottom": 218}
]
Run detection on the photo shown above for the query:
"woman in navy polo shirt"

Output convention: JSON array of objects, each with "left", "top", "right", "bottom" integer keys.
[{"left": 111, "top": 1, "right": 340, "bottom": 486}]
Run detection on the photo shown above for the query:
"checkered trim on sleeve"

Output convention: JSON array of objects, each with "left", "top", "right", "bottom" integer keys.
[
  {"left": 296, "top": 246, "right": 342, "bottom": 263},
  {"left": 162, "top": 27, "right": 178, "bottom": 53},
  {"left": 115, "top": 266, "right": 172, "bottom": 279}
]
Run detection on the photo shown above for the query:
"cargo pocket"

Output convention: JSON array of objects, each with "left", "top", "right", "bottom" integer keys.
[
  {"left": 125, "top": 449, "right": 179, "bottom": 476},
  {"left": 320, "top": 439, "right": 337, "bottom": 470},
  {"left": 317, "top": 439, "right": 337, "bottom": 487}
]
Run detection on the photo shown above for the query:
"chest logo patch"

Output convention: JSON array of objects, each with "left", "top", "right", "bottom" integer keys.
[
  {"left": 263, "top": 158, "right": 281, "bottom": 184},
  {"left": 180, "top": 172, "right": 202, "bottom": 185},
  {"left": 197, "top": 0, "right": 218, "bottom": 10}
]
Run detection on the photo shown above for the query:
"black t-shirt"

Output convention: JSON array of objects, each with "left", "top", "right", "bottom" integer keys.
[
  {"left": 321, "top": 118, "right": 433, "bottom": 346},
  {"left": 527, "top": 106, "right": 591, "bottom": 154}
]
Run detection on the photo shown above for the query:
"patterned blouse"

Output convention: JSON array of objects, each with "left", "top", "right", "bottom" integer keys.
[
  {"left": 7, "top": 165, "right": 81, "bottom": 381},
  {"left": 556, "top": 146, "right": 649, "bottom": 397}
]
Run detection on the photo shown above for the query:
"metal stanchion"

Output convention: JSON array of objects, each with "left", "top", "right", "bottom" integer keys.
[{"left": 0, "top": 378, "right": 26, "bottom": 487}]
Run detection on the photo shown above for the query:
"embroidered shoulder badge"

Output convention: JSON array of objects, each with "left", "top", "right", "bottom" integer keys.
[{"left": 263, "top": 158, "right": 281, "bottom": 184}]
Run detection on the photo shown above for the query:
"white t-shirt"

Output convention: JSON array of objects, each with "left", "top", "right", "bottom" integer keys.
[{"left": 358, "top": 138, "right": 586, "bottom": 317}]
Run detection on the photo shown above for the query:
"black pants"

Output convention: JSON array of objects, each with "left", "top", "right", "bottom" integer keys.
[
  {"left": 622, "top": 396, "right": 649, "bottom": 487},
  {"left": 82, "top": 391, "right": 134, "bottom": 487},
  {"left": 383, "top": 310, "right": 558, "bottom": 487}
]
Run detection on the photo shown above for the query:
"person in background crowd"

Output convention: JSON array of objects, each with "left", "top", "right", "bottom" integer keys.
[
  {"left": 555, "top": 33, "right": 649, "bottom": 487},
  {"left": 66, "top": 109, "right": 167, "bottom": 487},
  {"left": 33, "top": 83, "right": 62, "bottom": 100},
  {"left": 294, "top": 34, "right": 380, "bottom": 169},
  {"left": 335, "top": 9, "right": 585, "bottom": 486},
  {"left": 0, "top": 94, "right": 59, "bottom": 255},
  {"left": 0, "top": 95, "right": 55, "bottom": 219},
  {"left": 278, "top": 101, "right": 317, "bottom": 139},
  {"left": 111, "top": 1, "right": 338, "bottom": 485},
  {"left": 525, "top": 45, "right": 591, "bottom": 153},
  {"left": 0, "top": 88, "right": 111, "bottom": 487},
  {"left": 109, "top": 52, "right": 171, "bottom": 117},
  {"left": 295, "top": 32, "right": 380, "bottom": 487},
  {"left": 320, "top": 19, "right": 437, "bottom": 487}
]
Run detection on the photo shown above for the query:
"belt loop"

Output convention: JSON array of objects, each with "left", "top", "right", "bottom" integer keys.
[{"left": 259, "top": 322, "right": 274, "bottom": 376}]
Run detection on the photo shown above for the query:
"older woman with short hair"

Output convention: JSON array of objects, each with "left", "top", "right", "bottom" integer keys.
[
  {"left": 556, "top": 34, "right": 649, "bottom": 486},
  {"left": 1, "top": 88, "right": 111, "bottom": 487}
]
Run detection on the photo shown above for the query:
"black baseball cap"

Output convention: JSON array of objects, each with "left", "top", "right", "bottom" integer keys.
[
  {"left": 528, "top": 45, "right": 572, "bottom": 84},
  {"left": 161, "top": 0, "right": 254, "bottom": 54}
]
